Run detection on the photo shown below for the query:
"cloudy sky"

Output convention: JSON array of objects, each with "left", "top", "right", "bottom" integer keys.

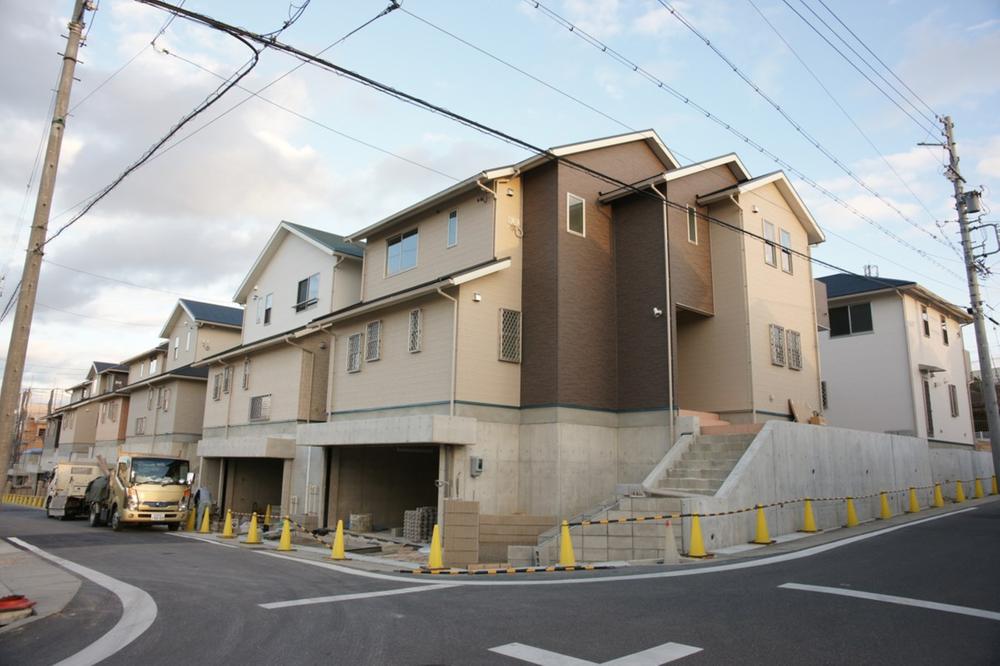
[{"left": 2, "top": 0, "right": 999, "bottom": 399}]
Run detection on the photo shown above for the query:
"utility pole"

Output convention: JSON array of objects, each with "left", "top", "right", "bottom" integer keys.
[
  {"left": 0, "top": 0, "right": 89, "bottom": 496},
  {"left": 942, "top": 115, "right": 1000, "bottom": 478}
]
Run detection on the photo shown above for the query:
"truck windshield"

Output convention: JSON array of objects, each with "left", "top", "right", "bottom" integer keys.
[{"left": 131, "top": 458, "right": 189, "bottom": 485}]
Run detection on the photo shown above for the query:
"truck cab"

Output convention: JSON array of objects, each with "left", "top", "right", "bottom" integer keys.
[{"left": 87, "top": 453, "right": 193, "bottom": 531}]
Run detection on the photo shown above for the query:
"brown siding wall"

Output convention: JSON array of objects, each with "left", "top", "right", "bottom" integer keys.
[{"left": 612, "top": 195, "right": 669, "bottom": 410}]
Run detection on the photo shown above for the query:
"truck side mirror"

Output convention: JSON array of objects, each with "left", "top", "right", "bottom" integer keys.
[
  {"left": 130, "top": 470, "right": 136, "bottom": 483},
  {"left": 186, "top": 472, "right": 195, "bottom": 485}
]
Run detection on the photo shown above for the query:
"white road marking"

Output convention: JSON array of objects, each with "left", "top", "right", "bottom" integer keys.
[
  {"left": 8, "top": 537, "right": 158, "bottom": 666},
  {"left": 168, "top": 532, "right": 239, "bottom": 549},
  {"left": 779, "top": 582, "right": 1000, "bottom": 622},
  {"left": 260, "top": 583, "right": 457, "bottom": 609},
  {"left": 490, "top": 641, "right": 702, "bottom": 665},
  {"left": 258, "top": 550, "right": 445, "bottom": 584}
]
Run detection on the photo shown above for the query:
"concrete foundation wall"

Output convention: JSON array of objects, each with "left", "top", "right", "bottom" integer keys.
[{"left": 928, "top": 446, "right": 995, "bottom": 487}]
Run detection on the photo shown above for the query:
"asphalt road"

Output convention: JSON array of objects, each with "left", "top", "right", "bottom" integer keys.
[{"left": 1, "top": 499, "right": 998, "bottom": 665}]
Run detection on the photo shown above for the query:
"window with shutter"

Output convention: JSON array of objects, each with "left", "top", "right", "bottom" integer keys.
[
  {"left": 769, "top": 324, "right": 786, "bottom": 366},
  {"left": 365, "top": 321, "right": 382, "bottom": 361},
  {"left": 249, "top": 394, "right": 272, "bottom": 421},
  {"left": 499, "top": 309, "right": 522, "bottom": 363},
  {"left": 347, "top": 333, "right": 363, "bottom": 373},
  {"left": 408, "top": 309, "right": 422, "bottom": 353},
  {"left": 212, "top": 373, "right": 222, "bottom": 400},
  {"left": 787, "top": 330, "right": 802, "bottom": 370}
]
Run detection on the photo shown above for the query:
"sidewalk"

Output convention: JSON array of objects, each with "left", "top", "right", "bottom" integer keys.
[{"left": 0, "top": 539, "right": 81, "bottom": 634}]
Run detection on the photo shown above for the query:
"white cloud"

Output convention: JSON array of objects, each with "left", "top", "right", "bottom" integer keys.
[{"left": 561, "top": 0, "right": 623, "bottom": 38}]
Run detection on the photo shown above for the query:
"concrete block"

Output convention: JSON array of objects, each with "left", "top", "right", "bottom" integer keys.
[
  {"left": 608, "top": 535, "right": 635, "bottom": 550},
  {"left": 582, "top": 548, "right": 610, "bottom": 563},
  {"left": 577, "top": 535, "right": 607, "bottom": 550},
  {"left": 633, "top": 549, "right": 661, "bottom": 560},
  {"left": 608, "top": 549, "right": 635, "bottom": 561}
]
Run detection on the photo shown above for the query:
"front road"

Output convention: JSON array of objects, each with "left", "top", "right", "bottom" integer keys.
[{"left": 1, "top": 499, "right": 998, "bottom": 664}]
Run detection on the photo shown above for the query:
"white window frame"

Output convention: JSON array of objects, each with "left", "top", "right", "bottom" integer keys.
[
  {"left": 149, "top": 357, "right": 157, "bottom": 375},
  {"left": 249, "top": 394, "right": 272, "bottom": 422},
  {"left": 769, "top": 324, "right": 786, "bottom": 367},
  {"left": 787, "top": 329, "right": 802, "bottom": 370},
  {"left": 295, "top": 273, "right": 320, "bottom": 312},
  {"left": 256, "top": 296, "right": 263, "bottom": 325},
  {"left": 173, "top": 336, "right": 180, "bottom": 360},
  {"left": 264, "top": 293, "right": 273, "bottom": 326},
  {"left": 779, "top": 228, "right": 793, "bottom": 274},
  {"left": 147, "top": 388, "right": 154, "bottom": 411},
  {"left": 686, "top": 205, "right": 698, "bottom": 245},
  {"left": 921, "top": 304, "right": 930, "bottom": 337},
  {"left": 498, "top": 308, "right": 522, "bottom": 363},
  {"left": 222, "top": 366, "right": 232, "bottom": 394},
  {"left": 408, "top": 308, "right": 423, "bottom": 353},
  {"left": 763, "top": 220, "right": 777, "bottom": 267},
  {"left": 185, "top": 330, "right": 192, "bottom": 352},
  {"left": 347, "top": 333, "right": 363, "bottom": 373},
  {"left": 949, "top": 384, "right": 959, "bottom": 417},
  {"left": 242, "top": 358, "right": 251, "bottom": 390},
  {"left": 365, "top": 320, "right": 382, "bottom": 362},
  {"left": 386, "top": 228, "right": 419, "bottom": 276},
  {"left": 940, "top": 314, "right": 949, "bottom": 345},
  {"left": 447, "top": 210, "right": 458, "bottom": 248},
  {"left": 162, "top": 388, "right": 171, "bottom": 412},
  {"left": 135, "top": 417, "right": 146, "bottom": 436},
  {"left": 566, "top": 193, "right": 586, "bottom": 237},
  {"left": 212, "top": 373, "right": 222, "bottom": 401},
  {"left": 139, "top": 362, "right": 146, "bottom": 379}
]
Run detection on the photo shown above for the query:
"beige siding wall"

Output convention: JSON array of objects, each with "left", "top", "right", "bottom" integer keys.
[
  {"left": 362, "top": 191, "right": 495, "bottom": 301},
  {"left": 203, "top": 344, "right": 305, "bottom": 428},
  {"left": 124, "top": 380, "right": 204, "bottom": 438},
  {"left": 195, "top": 326, "right": 241, "bottom": 364},
  {"left": 164, "top": 317, "right": 198, "bottom": 371},
  {"left": 127, "top": 351, "right": 166, "bottom": 385},
  {"left": 57, "top": 403, "right": 99, "bottom": 446},
  {"left": 675, "top": 199, "right": 752, "bottom": 414},
  {"left": 330, "top": 296, "right": 453, "bottom": 413},
  {"left": 94, "top": 396, "right": 128, "bottom": 443},
  {"left": 742, "top": 183, "right": 822, "bottom": 417},
  {"left": 332, "top": 258, "right": 363, "bottom": 312}
]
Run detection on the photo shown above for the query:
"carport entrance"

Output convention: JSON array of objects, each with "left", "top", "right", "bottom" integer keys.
[
  {"left": 222, "top": 457, "right": 284, "bottom": 516},
  {"left": 325, "top": 445, "right": 440, "bottom": 533}
]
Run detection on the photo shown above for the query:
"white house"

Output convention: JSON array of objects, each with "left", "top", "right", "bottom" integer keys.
[{"left": 817, "top": 274, "right": 974, "bottom": 446}]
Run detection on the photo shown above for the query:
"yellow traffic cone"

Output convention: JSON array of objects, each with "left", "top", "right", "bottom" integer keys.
[
  {"left": 329, "top": 519, "right": 346, "bottom": 560},
  {"left": 800, "top": 499, "right": 819, "bottom": 533},
  {"left": 277, "top": 517, "right": 294, "bottom": 551},
  {"left": 185, "top": 507, "right": 196, "bottom": 532},
  {"left": 244, "top": 512, "right": 262, "bottom": 545},
  {"left": 933, "top": 484, "right": 944, "bottom": 507},
  {"left": 686, "top": 514, "right": 709, "bottom": 558},
  {"left": 973, "top": 478, "right": 984, "bottom": 499},
  {"left": 955, "top": 480, "right": 966, "bottom": 503},
  {"left": 844, "top": 497, "right": 859, "bottom": 527},
  {"left": 992, "top": 475, "right": 999, "bottom": 496},
  {"left": 906, "top": 487, "right": 920, "bottom": 514},
  {"left": 427, "top": 524, "right": 444, "bottom": 569},
  {"left": 264, "top": 504, "right": 272, "bottom": 529},
  {"left": 220, "top": 510, "right": 235, "bottom": 539},
  {"left": 879, "top": 492, "right": 892, "bottom": 520},
  {"left": 199, "top": 506, "right": 211, "bottom": 533},
  {"left": 751, "top": 506, "right": 775, "bottom": 544},
  {"left": 558, "top": 520, "right": 576, "bottom": 568}
]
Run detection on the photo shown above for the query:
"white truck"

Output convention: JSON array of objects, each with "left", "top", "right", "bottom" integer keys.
[{"left": 45, "top": 461, "right": 104, "bottom": 520}]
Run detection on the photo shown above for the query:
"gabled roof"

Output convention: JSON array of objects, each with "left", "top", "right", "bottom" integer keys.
[
  {"left": 818, "top": 273, "right": 972, "bottom": 323},
  {"left": 598, "top": 152, "right": 752, "bottom": 204},
  {"left": 158, "top": 299, "right": 244, "bottom": 338},
  {"left": 347, "top": 130, "right": 681, "bottom": 242},
  {"left": 118, "top": 362, "right": 209, "bottom": 392},
  {"left": 697, "top": 171, "right": 825, "bottom": 245},
  {"left": 233, "top": 221, "right": 363, "bottom": 304},
  {"left": 89, "top": 362, "right": 127, "bottom": 378},
  {"left": 119, "top": 345, "right": 166, "bottom": 366}
]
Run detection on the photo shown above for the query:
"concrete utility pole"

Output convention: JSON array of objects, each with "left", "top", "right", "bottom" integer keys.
[
  {"left": 0, "top": 0, "right": 89, "bottom": 496},
  {"left": 942, "top": 115, "right": 1000, "bottom": 478}
]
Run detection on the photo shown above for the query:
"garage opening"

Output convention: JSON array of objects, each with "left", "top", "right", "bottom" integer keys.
[
  {"left": 326, "top": 445, "right": 440, "bottom": 534},
  {"left": 222, "top": 457, "right": 284, "bottom": 516}
]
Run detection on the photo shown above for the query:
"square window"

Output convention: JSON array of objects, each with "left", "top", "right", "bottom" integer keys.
[
  {"left": 567, "top": 193, "right": 585, "bottom": 236},
  {"left": 387, "top": 229, "right": 419, "bottom": 275},
  {"left": 250, "top": 394, "right": 272, "bottom": 422},
  {"left": 296, "top": 274, "right": 320, "bottom": 312},
  {"left": 447, "top": 211, "right": 458, "bottom": 248}
]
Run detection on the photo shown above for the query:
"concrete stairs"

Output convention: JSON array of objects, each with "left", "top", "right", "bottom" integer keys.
[{"left": 656, "top": 431, "right": 757, "bottom": 496}]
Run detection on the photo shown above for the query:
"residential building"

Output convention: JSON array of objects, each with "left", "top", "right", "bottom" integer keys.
[
  {"left": 195, "top": 222, "right": 363, "bottom": 519},
  {"left": 294, "top": 130, "right": 827, "bottom": 532},
  {"left": 818, "top": 273, "right": 974, "bottom": 446},
  {"left": 51, "top": 362, "right": 129, "bottom": 461},
  {"left": 118, "top": 299, "right": 243, "bottom": 467}
]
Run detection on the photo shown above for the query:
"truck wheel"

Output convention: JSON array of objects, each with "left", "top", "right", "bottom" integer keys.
[
  {"left": 111, "top": 506, "right": 123, "bottom": 532},
  {"left": 88, "top": 504, "right": 103, "bottom": 527},
  {"left": 167, "top": 522, "right": 180, "bottom": 532}
]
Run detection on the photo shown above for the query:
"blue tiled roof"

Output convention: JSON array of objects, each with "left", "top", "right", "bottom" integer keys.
[
  {"left": 817, "top": 273, "right": 915, "bottom": 299},
  {"left": 284, "top": 221, "right": 364, "bottom": 258},
  {"left": 180, "top": 299, "right": 244, "bottom": 327}
]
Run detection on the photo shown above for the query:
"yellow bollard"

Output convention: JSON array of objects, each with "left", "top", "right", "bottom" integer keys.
[
  {"left": 264, "top": 504, "right": 272, "bottom": 529},
  {"left": 955, "top": 480, "right": 966, "bottom": 503},
  {"left": 427, "top": 524, "right": 444, "bottom": 569},
  {"left": 220, "top": 510, "right": 235, "bottom": 539},
  {"left": 844, "top": 497, "right": 859, "bottom": 527},
  {"left": 973, "top": 478, "right": 984, "bottom": 499},
  {"left": 329, "top": 519, "right": 346, "bottom": 560},
  {"left": 185, "top": 507, "right": 196, "bottom": 532},
  {"left": 244, "top": 512, "right": 262, "bottom": 545},
  {"left": 933, "top": 484, "right": 944, "bottom": 507},
  {"left": 751, "top": 506, "right": 775, "bottom": 545},
  {"left": 199, "top": 506, "right": 212, "bottom": 533},
  {"left": 558, "top": 520, "right": 576, "bottom": 568},
  {"left": 277, "top": 517, "right": 294, "bottom": 551},
  {"left": 800, "top": 499, "right": 819, "bottom": 533},
  {"left": 992, "top": 475, "right": 999, "bottom": 496},
  {"left": 686, "top": 514, "right": 709, "bottom": 558},
  {"left": 879, "top": 492, "right": 892, "bottom": 520},
  {"left": 906, "top": 487, "right": 920, "bottom": 514}
]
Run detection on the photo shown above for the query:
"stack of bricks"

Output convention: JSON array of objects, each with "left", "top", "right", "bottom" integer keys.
[{"left": 403, "top": 506, "right": 437, "bottom": 543}]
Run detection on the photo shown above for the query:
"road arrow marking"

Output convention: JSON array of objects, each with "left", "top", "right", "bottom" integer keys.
[{"left": 490, "top": 641, "right": 702, "bottom": 665}]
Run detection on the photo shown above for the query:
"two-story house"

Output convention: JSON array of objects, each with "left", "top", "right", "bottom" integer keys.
[
  {"left": 51, "top": 362, "right": 129, "bottom": 461},
  {"left": 818, "top": 273, "right": 974, "bottom": 446},
  {"left": 194, "top": 222, "right": 363, "bottom": 520},
  {"left": 297, "top": 130, "right": 827, "bottom": 532},
  {"left": 119, "top": 299, "right": 242, "bottom": 468}
]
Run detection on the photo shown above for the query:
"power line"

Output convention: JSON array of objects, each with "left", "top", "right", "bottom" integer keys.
[
  {"left": 657, "top": 0, "right": 960, "bottom": 259},
  {"left": 35, "top": 302, "right": 157, "bottom": 328},
  {"left": 139, "top": 0, "right": 960, "bottom": 305},
  {"left": 41, "top": 259, "right": 234, "bottom": 304}
]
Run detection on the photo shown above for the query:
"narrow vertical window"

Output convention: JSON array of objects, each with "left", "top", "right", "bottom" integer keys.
[
  {"left": 256, "top": 296, "right": 263, "bottom": 324},
  {"left": 149, "top": 358, "right": 157, "bottom": 374},
  {"left": 139, "top": 362, "right": 146, "bottom": 379},
  {"left": 787, "top": 330, "right": 802, "bottom": 370},
  {"left": 185, "top": 330, "right": 192, "bottom": 352},
  {"left": 686, "top": 206, "right": 698, "bottom": 244},
  {"left": 173, "top": 336, "right": 180, "bottom": 360},
  {"left": 769, "top": 324, "right": 786, "bottom": 366},
  {"left": 948, "top": 384, "right": 959, "bottom": 417},
  {"left": 447, "top": 210, "right": 458, "bottom": 248},
  {"left": 242, "top": 358, "right": 251, "bottom": 390},
  {"left": 222, "top": 366, "right": 232, "bottom": 394},
  {"left": 821, "top": 380, "right": 829, "bottom": 410},
  {"left": 212, "top": 374, "right": 222, "bottom": 400},
  {"left": 763, "top": 221, "right": 777, "bottom": 267},
  {"left": 498, "top": 309, "right": 522, "bottom": 363},
  {"left": 347, "top": 333, "right": 363, "bottom": 373},
  {"left": 779, "top": 229, "right": 793, "bottom": 274},
  {"left": 162, "top": 388, "right": 171, "bottom": 412},
  {"left": 940, "top": 315, "right": 949, "bottom": 345},
  {"left": 147, "top": 388, "right": 154, "bottom": 411},
  {"left": 567, "top": 193, "right": 585, "bottom": 236},
  {"left": 408, "top": 309, "right": 423, "bottom": 353},
  {"left": 365, "top": 320, "right": 382, "bottom": 361},
  {"left": 921, "top": 304, "right": 930, "bottom": 337},
  {"left": 264, "top": 293, "right": 273, "bottom": 325}
]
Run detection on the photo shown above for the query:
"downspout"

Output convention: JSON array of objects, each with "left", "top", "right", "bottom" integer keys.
[
  {"left": 650, "top": 179, "right": 675, "bottom": 441},
  {"left": 222, "top": 361, "right": 232, "bottom": 439},
  {"left": 731, "top": 193, "right": 755, "bottom": 421},
  {"left": 437, "top": 288, "right": 459, "bottom": 417}
]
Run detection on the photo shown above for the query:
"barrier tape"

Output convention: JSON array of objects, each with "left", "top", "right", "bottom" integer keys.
[{"left": 405, "top": 563, "right": 612, "bottom": 576}]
